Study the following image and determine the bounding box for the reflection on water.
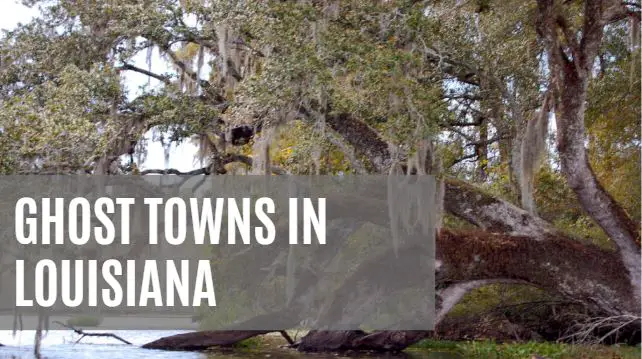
[0,330,460,359]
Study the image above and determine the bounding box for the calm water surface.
[0,330,460,359]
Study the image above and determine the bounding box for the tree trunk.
[536,0,641,302]
[556,79,641,300]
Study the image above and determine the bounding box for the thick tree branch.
[323,113,393,172]
[118,63,171,85]
[144,227,639,352]
[580,0,608,71]
[442,179,558,237]
[445,118,484,127]
[139,154,287,176]
[320,112,561,237]
[437,230,637,316]
[291,226,638,352]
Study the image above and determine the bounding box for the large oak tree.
[0,0,639,352]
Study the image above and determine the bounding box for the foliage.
[0,1,637,223]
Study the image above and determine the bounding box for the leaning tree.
[0,0,639,352]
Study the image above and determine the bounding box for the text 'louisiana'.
[16,259,216,308]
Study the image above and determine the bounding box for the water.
[0,331,460,359]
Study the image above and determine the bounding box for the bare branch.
[464,135,505,148]
[53,321,132,345]
[140,168,210,175]
[445,118,484,127]
[561,315,642,344]
[450,153,478,166]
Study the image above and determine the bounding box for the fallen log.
[295,330,431,353]
[142,330,272,351]
[296,330,367,352]
[143,308,301,351]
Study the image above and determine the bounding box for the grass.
[411,339,641,359]
[232,337,264,349]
